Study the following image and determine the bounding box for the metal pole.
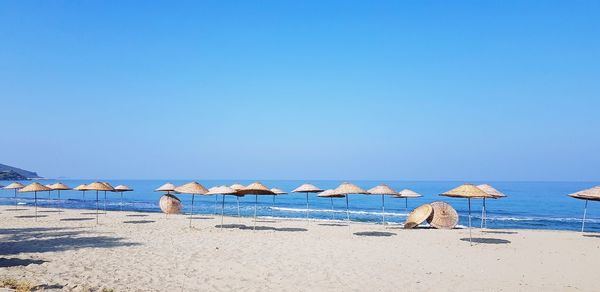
[481,198,487,229]
[330,198,334,220]
[237,196,241,220]
[82,190,85,200]
[120,193,124,211]
[582,199,588,233]
[58,190,62,214]
[345,195,350,222]
[253,195,258,231]
[468,198,472,246]
[381,194,386,228]
[14,189,18,210]
[405,197,408,211]
[305,192,309,223]
[104,191,107,215]
[221,194,225,229]
[34,191,38,221]
[96,190,99,224]
[189,194,195,228]
[214,195,218,215]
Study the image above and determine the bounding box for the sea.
[1,180,599,232]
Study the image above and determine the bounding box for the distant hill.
[0,170,28,181]
[0,163,41,179]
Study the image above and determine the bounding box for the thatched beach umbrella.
[427,201,459,229]
[270,188,286,214]
[476,184,507,228]
[207,186,237,229]
[4,182,25,209]
[113,185,133,211]
[318,189,345,220]
[86,182,114,224]
[44,184,54,200]
[440,183,494,245]
[404,204,433,229]
[155,183,177,194]
[237,182,275,230]
[230,184,245,218]
[49,182,71,213]
[292,183,323,222]
[74,184,88,200]
[174,182,209,228]
[332,182,368,224]
[18,182,51,221]
[394,189,422,211]
[568,186,600,232]
[367,184,398,227]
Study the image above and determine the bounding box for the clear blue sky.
[1,1,599,181]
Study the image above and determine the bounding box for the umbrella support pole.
[58,190,62,215]
[272,195,276,219]
[582,199,588,233]
[346,195,351,236]
[214,195,218,215]
[481,198,486,229]
[95,191,99,225]
[236,196,241,221]
[306,193,309,224]
[330,198,334,220]
[103,191,107,215]
[34,191,38,222]
[82,191,85,201]
[405,197,408,212]
[14,189,18,210]
[120,193,123,211]
[189,195,195,228]
[381,195,386,229]
[468,198,472,246]
[253,195,258,231]
[221,195,225,230]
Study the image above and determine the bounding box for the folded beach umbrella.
[4,182,25,209]
[18,182,52,221]
[476,184,507,228]
[332,182,368,224]
[292,183,324,222]
[427,201,459,229]
[440,183,494,245]
[74,184,88,200]
[270,188,287,214]
[113,185,133,211]
[207,186,238,229]
[394,189,422,211]
[237,182,275,230]
[159,194,182,215]
[49,182,71,213]
[86,182,114,224]
[568,186,600,232]
[367,184,398,228]
[404,204,433,229]
[318,189,345,220]
[174,182,209,228]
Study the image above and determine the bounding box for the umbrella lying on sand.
[440,183,494,245]
[427,201,459,229]
[404,204,433,229]
[174,182,209,228]
[237,182,275,230]
[476,184,507,229]
[49,182,71,213]
[85,182,114,224]
[318,189,345,220]
[367,184,398,228]
[568,186,600,233]
[292,184,323,223]
[18,182,52,221]
[4,182,25,209]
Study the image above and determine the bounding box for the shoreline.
[2,205,600,291]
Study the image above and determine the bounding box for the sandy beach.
[1,205,599,292]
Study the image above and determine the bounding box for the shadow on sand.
[123,220,155,224]
[14,215,48,219]
[481,230,518,235]
[353,231,396,237]
[187,216,214,220]
[318,223,348,227]
[38,210,62,213]
[0,227,140,257]
[583,234,600,238]
[460,237,511,244]
[60,218,95,222]
[80,212,105,215]
[0,257,47,268]
[126,214,149,217]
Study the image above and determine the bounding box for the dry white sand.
[1,205,599,291]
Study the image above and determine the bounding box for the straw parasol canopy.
[440,183,493,245]
[4,182,25,209]
[49,182,71,191]
[112,185,134,211]
[271,188,287,195]
[229,184,246,218]
[292,183,323,222]
[85,182,115,224]
[318,189,345,198]
[4,182,25,190]
[477,184,507,199]
[237,182,274,230]
[207,186,238,228]
[230,183,245,191]
[404,204,433,229]
[74,184,88,191]
[18,182,51,220]
[568,186,600,232]
[159,194,182,215]
[155,183,177,193]
[427,201,459,229]
[332,182,368,225]
[396,189,422,198]
[175,182,208,228]
[367,184,398,227]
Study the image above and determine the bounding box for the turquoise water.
[2,180,599,232]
